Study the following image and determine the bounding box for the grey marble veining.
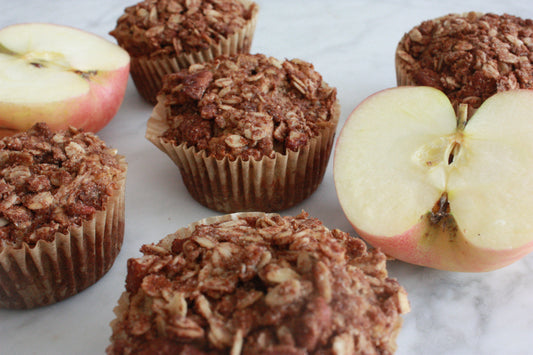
[1,1,533,354]
[392,257,533,354]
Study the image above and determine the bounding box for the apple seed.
[73,69,98,80]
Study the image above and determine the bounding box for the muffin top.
[397,12,533,108]
[110,0,257,57]
[0,123,125,249]
[159,53,338,160]
[107,211,410,355]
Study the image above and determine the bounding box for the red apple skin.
[0,64,129,135]
[348,214,533,272]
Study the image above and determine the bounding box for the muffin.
[145,53,340,213]
[110,0,259,104]
[107,211,410,354]
[396,12,533,114]
[0,123,127,309]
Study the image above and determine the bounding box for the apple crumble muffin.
[0,123,127,308]
[110,0,259,104]
[107,212,410,354]
[146,53,339,212]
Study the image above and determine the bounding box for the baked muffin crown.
[396,12,533,109]
[159,53,338,161]
[0,122,125,249]
[107,212,410,354]
[110,0,258,57]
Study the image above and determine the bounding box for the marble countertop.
[2,0,533,354]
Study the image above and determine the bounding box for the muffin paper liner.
[0,156,127,309]
[146,98,340,213]
[394,50,414,87]
[130,0,259,105]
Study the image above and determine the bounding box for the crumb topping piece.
[110,0,257,57]
[397,12,533,108]
[0,123,125,248]
[160,53,338,160]
[107,212,410,355]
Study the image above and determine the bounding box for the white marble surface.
[1,0,533,354]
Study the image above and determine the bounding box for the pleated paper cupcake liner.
[146,97,340,213]
[0,157,127,309]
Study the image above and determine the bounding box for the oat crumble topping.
[397,12,533,108]
[160,53,338,160]
[0,123,125,249]
[107,212,409,355]
[110,0,257,57]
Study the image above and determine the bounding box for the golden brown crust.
[396,12,533,109]
[107,212,410,355]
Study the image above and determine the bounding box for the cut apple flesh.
[0,23,128,104]
[0,53,90,103]
[334,87,533,270]
[0,23,129,134]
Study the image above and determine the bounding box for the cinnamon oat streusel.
[396,12,533,110]
[111,0,256,57]
[110,0,259,104]
[145,53,340,212]
[107,212,410,355]
[0,123,127,309]
[160,53,338,160]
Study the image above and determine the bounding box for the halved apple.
[334,86,533,272]
[0,23,130,136]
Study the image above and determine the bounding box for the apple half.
[0,23,130,135]
[334,87,533,272]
